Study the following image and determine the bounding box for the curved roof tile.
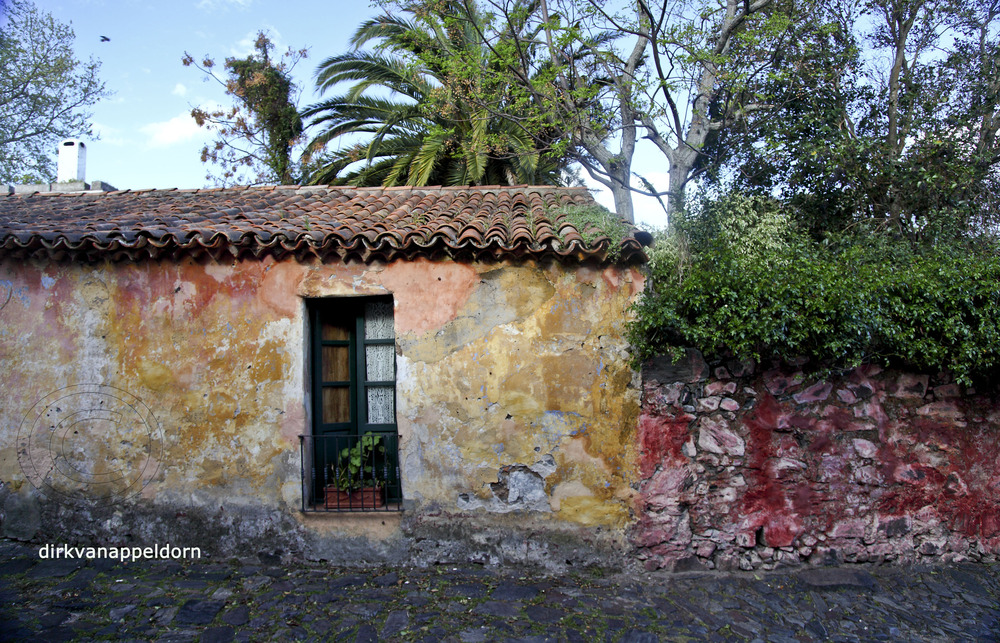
[0,185,649,264]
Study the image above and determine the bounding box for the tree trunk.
[611,178,634,223]
[667,159,691,217]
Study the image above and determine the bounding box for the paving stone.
[798,568,876,590]
[374,571,399,586]
[329,574,368,589]
[354,623,378,643]
[221,605,249,626]
[0,558,35,575]
[201,626,236,643]
[473,600,521,617]
[173,599,225,625]
[27,559,83,579]
[447,582,489,599]
[493,582,540,600]
[459,627,490,642]
[109,604,137,620]
[381,609,409,638]
[523,605,565,623]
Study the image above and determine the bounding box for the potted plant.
[325,432,387,509]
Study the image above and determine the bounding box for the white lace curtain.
[364,301,395,424]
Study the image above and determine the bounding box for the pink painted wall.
[634,354,1000,571]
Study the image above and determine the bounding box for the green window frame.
[304,296,401,510]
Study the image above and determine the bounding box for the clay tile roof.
[0,185,651,264]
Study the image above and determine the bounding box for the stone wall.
[0,256,643,568]
[634,350,1000,571]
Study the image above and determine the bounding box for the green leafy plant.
[629,193,1000,385]
[331,432,386,491]
[551,203,632,261]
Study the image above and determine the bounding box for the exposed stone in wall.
[634,352,1000,571]
[457,455,557,513]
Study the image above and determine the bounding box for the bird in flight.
[100,36,110,42]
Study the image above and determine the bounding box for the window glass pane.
[322,320,350,341]
[322,386,350,424]
[322,346,350,381]
[367,385,394,424]
[366,345,394,381]
[364,301,394,339]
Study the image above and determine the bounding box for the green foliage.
[552,203,632,261]
[0,0,109,183]
[303,1,572,187]
[332,432,386,491]
[718,0,1000,241]
[630,193,1000,385]
[183,32,306,186]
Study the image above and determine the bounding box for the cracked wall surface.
[0,256,643,563]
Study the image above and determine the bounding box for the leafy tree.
[721,0,1000,240]
[183,32,307,186]
[431,0,806,220]
[0,0,108,183]
[303,1,573,187]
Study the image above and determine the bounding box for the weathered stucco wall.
[0,256,643,566]
[634,351,1000,571]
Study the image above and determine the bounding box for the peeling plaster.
[0,256,643,559]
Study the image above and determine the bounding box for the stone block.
[50,181,88,192]
[852,438,878,459]
[831,518,866,539]
[890,373,929,398]
[879,516,912,537]
[1,492,41,540]
[764,370,804,395]
[697,416,745,456]
[13,183,49,194]
[836,388,858,404]
[793,381,833,404]
[916,401,963,422]
[720,397,741,412]
[705,381,738,396]
[697,396,721,412]
[726,357,756,377]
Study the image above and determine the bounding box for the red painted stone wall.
[633,351,1000,571]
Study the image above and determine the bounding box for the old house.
[0,183,650,567]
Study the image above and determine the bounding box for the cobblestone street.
[1,540,998,641]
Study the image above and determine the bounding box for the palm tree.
[301,1,570,187]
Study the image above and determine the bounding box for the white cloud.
[197,0,253,10]
[140,112,202,148]
[90,122,127,147]
[172,83,188,97]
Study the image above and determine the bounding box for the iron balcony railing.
[298,433,402,512]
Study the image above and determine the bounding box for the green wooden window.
[305,297,401,510]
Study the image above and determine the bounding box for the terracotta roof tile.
[0,185,650,264]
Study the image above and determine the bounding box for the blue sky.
[37,0,668,227]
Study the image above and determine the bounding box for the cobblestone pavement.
[1,540,998,642]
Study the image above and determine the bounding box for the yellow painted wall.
[0,255,643,542]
